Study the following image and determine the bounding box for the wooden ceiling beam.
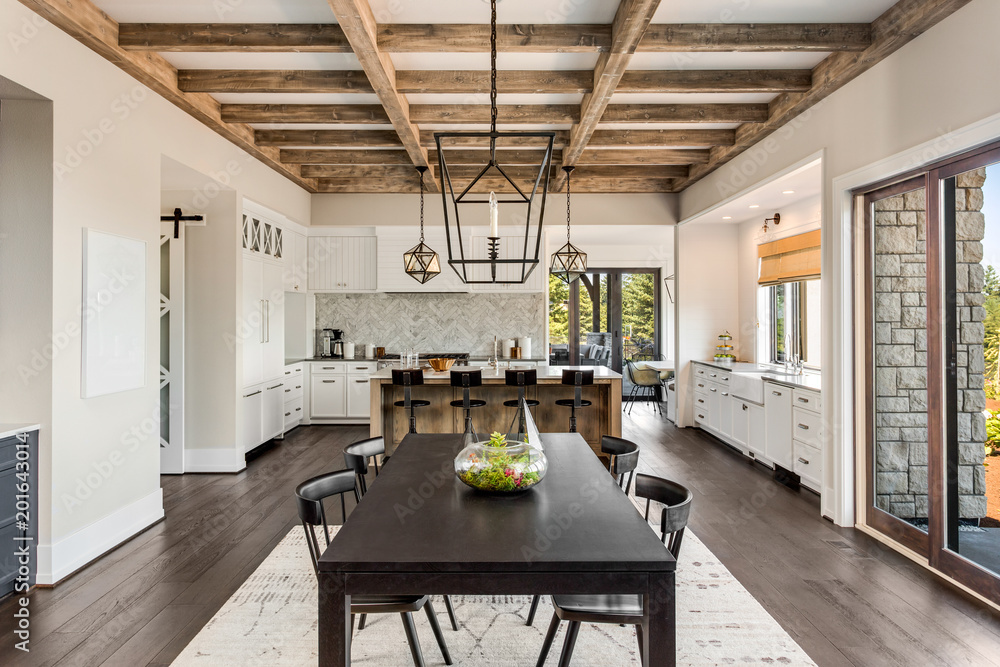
[588,129,735,147]
[302,164,419,179]
[177,68,811,96]
[616,69,812,94]
[120,22,872,54]
[281,149,412,164]
[17,0,316,192]
[672,0,974,191]
[255,129,403,147]
[558,0,663,189]
[316,176,673,194]
[178,69,373,94]
[325,0,434,187]
[222,103,764,125]
[422,131,570,148]
[638,23,872,52]
[119,23,353,52]
[577,148,709,165]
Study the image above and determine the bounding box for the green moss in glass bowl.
[454,431,548,494]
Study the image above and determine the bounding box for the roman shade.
[758,229,821,285]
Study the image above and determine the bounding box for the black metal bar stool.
[555,368,594,433]
[503,368,539,440]
[393,369,431,434]
[450,368,486,440]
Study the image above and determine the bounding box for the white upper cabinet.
[376,226,464,293]
[469,234,546,293]
[284,230,307,293]
[308,236,377,291]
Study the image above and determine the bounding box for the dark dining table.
[317,433,676,666]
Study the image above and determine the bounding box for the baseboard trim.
[184,447,247,473]
[36,488,164,585]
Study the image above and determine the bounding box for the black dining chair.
[343,437,459,633]
[525,435,641,627]
[533,474,692,667]
[555,368,594,433]
[295,470,453,667]
[393,368,431,434]
[602,435,640,495]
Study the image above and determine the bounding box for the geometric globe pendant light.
[550,166,588,283]
[403,166,441,284]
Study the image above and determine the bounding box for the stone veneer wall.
[874,169,988,520]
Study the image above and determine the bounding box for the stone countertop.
[693,359,822,392]
[369,364,621,382]
[467,355,549,362]
[0,424,40,440]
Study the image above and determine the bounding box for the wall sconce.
[762,213,780,233]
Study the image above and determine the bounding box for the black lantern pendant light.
[433,0,555,285]
[550,166,588,283]
[403,166,441,284]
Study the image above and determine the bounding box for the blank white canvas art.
[82,229,147,398]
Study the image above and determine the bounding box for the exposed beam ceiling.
[29,0,973,194]
[17,0,315,191]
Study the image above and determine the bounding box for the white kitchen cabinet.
[283,363,305,431]
[262,380,285,442]
[794,442,822,490]
[466,235,546,293]
[308,236,377,291]
[764,382,793,470]
[732,400,750,451]
[311,373,347,418]
[284,231,308,293]
[241,385,263,453]
[242,259,264,387]
[376,226,464,292]
[747,402,765,459]
[347,375,372,418]
[262,261,285,381]
[718,387,734,440]
[242,207,285,263]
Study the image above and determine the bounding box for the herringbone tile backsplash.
[315,293,546,356]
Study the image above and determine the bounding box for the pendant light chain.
[418,167,425,242]
[566,168,572,243]
[490,0,498,135]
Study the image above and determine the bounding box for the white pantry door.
[159,219,185,474]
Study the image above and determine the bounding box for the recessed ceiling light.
[722,216,732,220]
[749,204,760,209]
[782,190,796,195]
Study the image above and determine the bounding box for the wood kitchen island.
[370,365,622,456]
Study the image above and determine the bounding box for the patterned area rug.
[172,522,816,666]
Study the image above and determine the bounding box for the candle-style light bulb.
[489,191,499,238]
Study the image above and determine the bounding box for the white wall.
[676,0,1000,526]
[312,192,678,227]
[674,223,739,428]
[0,0,311,583]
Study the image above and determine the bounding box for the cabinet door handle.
[259,300,265,343]
[742,404,748,411]
[710,388,717,393]
[285,412,291,417]
[697,414,705,420]
[285,371,291,375]
[267,383,283,390]
[295,407,302,412]
[697,383,705,388]
[797,423,809,430]
[322,366,338,370]
[355,366,368,370]
[797,397,810,403]
[244,390,261,398]
[772,391,782,396]
[697,398,705,404]
[295,385,301,389]
[710,373,717,378]
[285,389,291,393]
[323,380,337,383]
[721,392,729,396]
[355,379,367,383]
[798,457,810,465]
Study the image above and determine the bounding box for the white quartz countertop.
[369,364,621,381]
[694,360,821,393]
[0,424,40,440]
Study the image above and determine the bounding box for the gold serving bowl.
[427,358,456,372]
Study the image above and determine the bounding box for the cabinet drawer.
[694,365,708,378]
[793,442,822,489]
[346,362,377,375]
[693,379,710,395]
[792,408,823,447]
[793,389,821,414]
[283,364,303,378]
[0,436,19,472]
[312,362,347,374]
[694,407,710,427]
[284,397,304,428]
[283,380,304,402]
[706,369,730,384]
[693,393,710,412]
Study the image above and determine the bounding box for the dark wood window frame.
[857,138,1000,606]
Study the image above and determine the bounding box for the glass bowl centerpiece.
[455,431,547,494]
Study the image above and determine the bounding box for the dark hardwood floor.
[1,413,999,666]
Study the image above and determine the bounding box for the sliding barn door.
[159,220,185,474]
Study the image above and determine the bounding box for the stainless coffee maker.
[330,329,345,358]
[319,328,335,357]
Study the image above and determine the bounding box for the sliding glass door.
[860,141,1000,604]
[548,269,661,375]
